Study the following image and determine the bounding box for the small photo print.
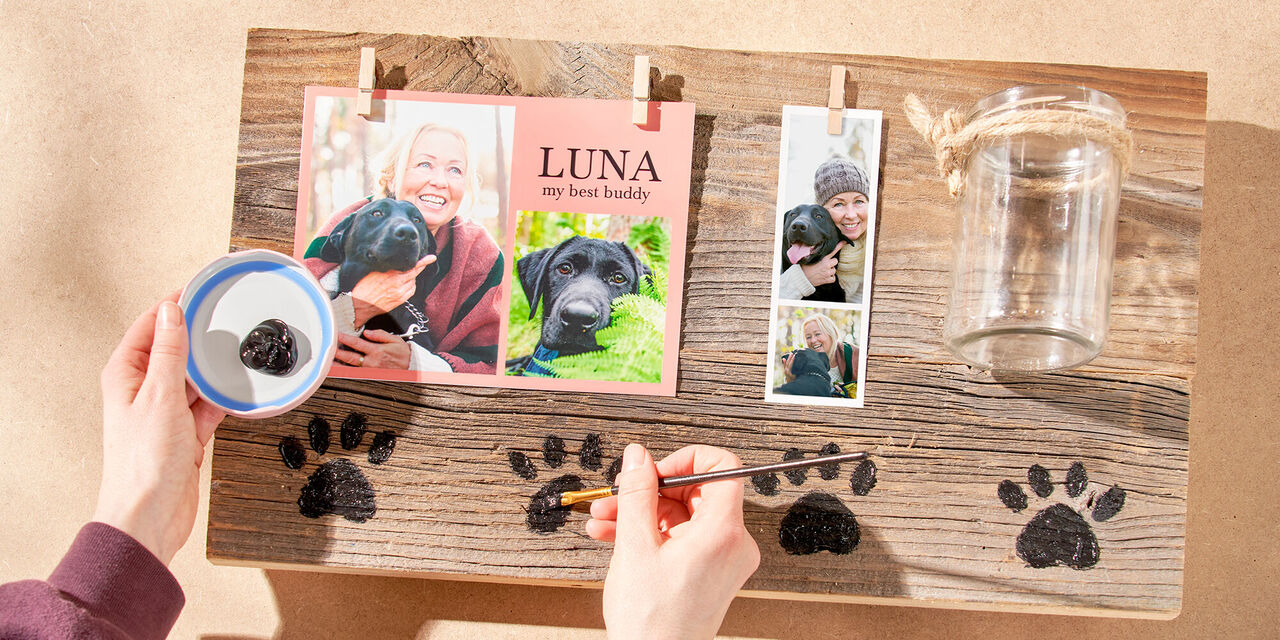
[296,91,515,378]
[774,107,881,305]
[767,305,865,406]
[506,210,670,384]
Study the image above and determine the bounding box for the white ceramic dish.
[179,250,336,419]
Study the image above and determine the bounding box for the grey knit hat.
[813,156,870,206]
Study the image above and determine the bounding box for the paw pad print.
[997,462,1126,569]
[751,443,878,555]
[506,433,621,534]
[278,412,397,523]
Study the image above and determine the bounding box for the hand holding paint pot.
[93,292,227,565]
[588,444,760,639]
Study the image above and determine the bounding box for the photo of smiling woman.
[301,98,514,375]
[771,306,862,400]
[776,108,880,305]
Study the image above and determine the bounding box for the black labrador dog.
[319,198,438,346]
[780,204,846,302]
[514,235,649,360]
[773,348,834,397]
[320,198,438,293]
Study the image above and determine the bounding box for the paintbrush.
[541,450,869,509]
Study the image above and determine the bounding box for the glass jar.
[943,85,1126,372]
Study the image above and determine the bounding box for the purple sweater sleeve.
[0,522,185,639]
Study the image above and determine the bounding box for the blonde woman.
[305,123,503,374]
[779,155,870,304]
[782,312,859,396]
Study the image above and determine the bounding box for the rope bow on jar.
[902,93,1134,198]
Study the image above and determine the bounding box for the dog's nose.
[560,302,599,333]
[790,221,808,233]
[393,224,418,243]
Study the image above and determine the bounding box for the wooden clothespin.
[827,65,846,135]
[632,55,650,126]
[356,47,376,117]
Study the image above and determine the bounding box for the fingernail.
[158,302,182,329]
[623,443,646,471]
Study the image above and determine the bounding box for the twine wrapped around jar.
[903,93,1134,198]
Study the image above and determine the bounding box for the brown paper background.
[1,2,1273,638]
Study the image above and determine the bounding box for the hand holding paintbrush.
[589,444,762,637]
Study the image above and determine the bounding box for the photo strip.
[766,106,881,407]
[295,87,693,395]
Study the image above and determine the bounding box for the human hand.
[799,241,845,287]
[781,352,796,381]
[350,254,437,327]
[588,444,760,640]
[334,329,412,370]
[93,292,226,565]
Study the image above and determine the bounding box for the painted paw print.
[278,412,397,523]
[506,433,621,534]
[750,443,878,555]
[997,462,1126,569]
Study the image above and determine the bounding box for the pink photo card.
[295,87,694,396]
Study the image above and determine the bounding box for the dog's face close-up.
[518,235,649,355]
[788,348,831,377]
[782,204,844,267]
[321,198,438,293]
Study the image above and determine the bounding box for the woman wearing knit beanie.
[779,156,871,303]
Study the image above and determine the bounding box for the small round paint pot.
[180,250,336,418]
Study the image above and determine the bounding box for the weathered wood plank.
[210,29,1201,617]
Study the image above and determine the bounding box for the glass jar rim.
[967,84,1125,126]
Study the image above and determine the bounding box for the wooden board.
[209,29,1203,618]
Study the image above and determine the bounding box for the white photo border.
[765,106,882,408]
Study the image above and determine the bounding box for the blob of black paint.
[527,474,584,534]
[279,437,306,470]
[817,443,841,480]
[509,451,537,480]
[751,472,781,496]
[778,491,860,555]
[1092,487,1126,522]
[1065,462,1088,498]
[1027,464,1053,498]
[340,413,368,450]
[297,459,376,523]
[1015,503,1099,569]
[849,459,878,496]
[307,416,330,455]
[579,433,604,471]
[368,431,396,465]
[238,319,298,375]
[542,435,567,468]
[782,448,806,485]
[604,456,624,484]
[998,479,1028,512]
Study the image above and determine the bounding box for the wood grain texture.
[210,29,1202,617]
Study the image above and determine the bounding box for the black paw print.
[278,412,397,523]
[750,443,878,555]
[997,462,1126,569]
[506,433,621,534]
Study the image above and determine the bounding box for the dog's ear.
[319,211,358,264]
[517,246,557,319]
